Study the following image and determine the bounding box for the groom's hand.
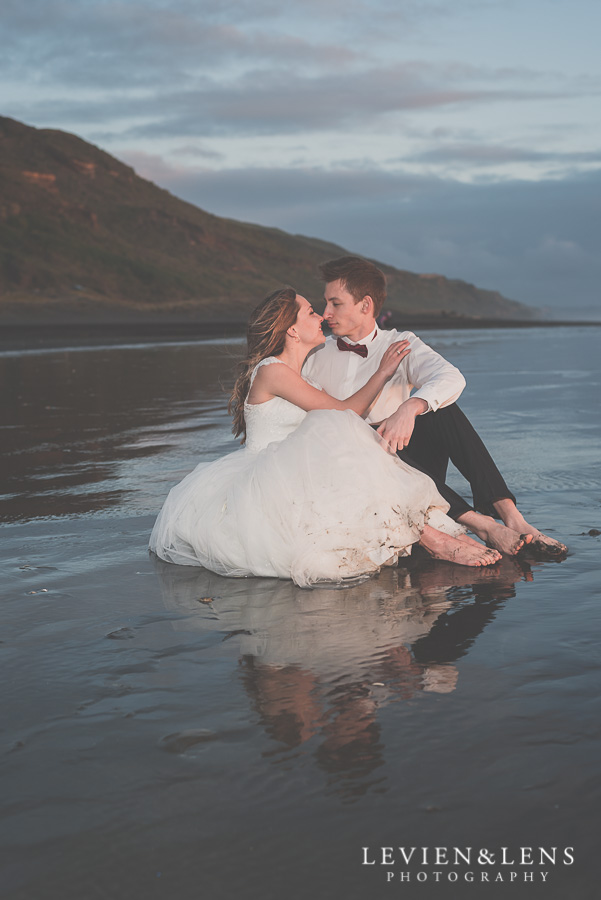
[376,398,428,453]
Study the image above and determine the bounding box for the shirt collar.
[345,325,378,346]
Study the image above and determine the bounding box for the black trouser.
[395,403,516,522]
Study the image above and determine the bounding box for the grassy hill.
[0,116,534,325]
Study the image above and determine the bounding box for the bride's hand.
[377,340,411,378]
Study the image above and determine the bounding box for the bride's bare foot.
[494,501,568,558]
[456,512,532,556]
[419,525,501,567]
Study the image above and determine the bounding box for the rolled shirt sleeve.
[403,332,466,412]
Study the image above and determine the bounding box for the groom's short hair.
[319,256,387,316]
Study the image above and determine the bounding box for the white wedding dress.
[149,358,463,587]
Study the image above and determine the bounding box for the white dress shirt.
[302,326,466,423]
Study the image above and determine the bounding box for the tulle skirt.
[149,409,462,587]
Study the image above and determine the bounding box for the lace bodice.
[244,358,309,452]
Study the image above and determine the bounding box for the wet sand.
[1,326,600,899]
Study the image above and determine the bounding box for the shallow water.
[1,328,600,899]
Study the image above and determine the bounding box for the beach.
[1,326,600,899]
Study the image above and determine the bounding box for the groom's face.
[323,279,373,342]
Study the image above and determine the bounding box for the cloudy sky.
[3,0,600,316]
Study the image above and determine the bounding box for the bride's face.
[293,296,325,348]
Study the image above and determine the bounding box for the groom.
[302,255,566,557]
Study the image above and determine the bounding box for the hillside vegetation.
[0,117,533,324]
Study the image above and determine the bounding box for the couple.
[149,256,566,587]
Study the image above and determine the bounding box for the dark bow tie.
[336,337,368,358]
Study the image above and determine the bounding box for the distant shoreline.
[1,317,599,352]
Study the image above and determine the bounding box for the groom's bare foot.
[455,532,502,562]
[419,526,500,567]
[457,512,532,556]
[495,503,568,558]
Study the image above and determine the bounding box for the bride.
[149,288,501,586]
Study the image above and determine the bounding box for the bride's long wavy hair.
[228,287,299,442]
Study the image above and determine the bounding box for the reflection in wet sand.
[0,341,242,521]
[154,555,534,798]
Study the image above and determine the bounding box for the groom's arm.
[376,396,429,452]
[376,333,466,452]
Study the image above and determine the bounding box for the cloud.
[171,144,225,160]
[1,0,588,138]
[0,0,359,88]
[42,64,580,140]
[131,76,553,139]
[6,56,574,143]
[403,143,601,168]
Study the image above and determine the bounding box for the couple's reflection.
[154,555,536,798]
